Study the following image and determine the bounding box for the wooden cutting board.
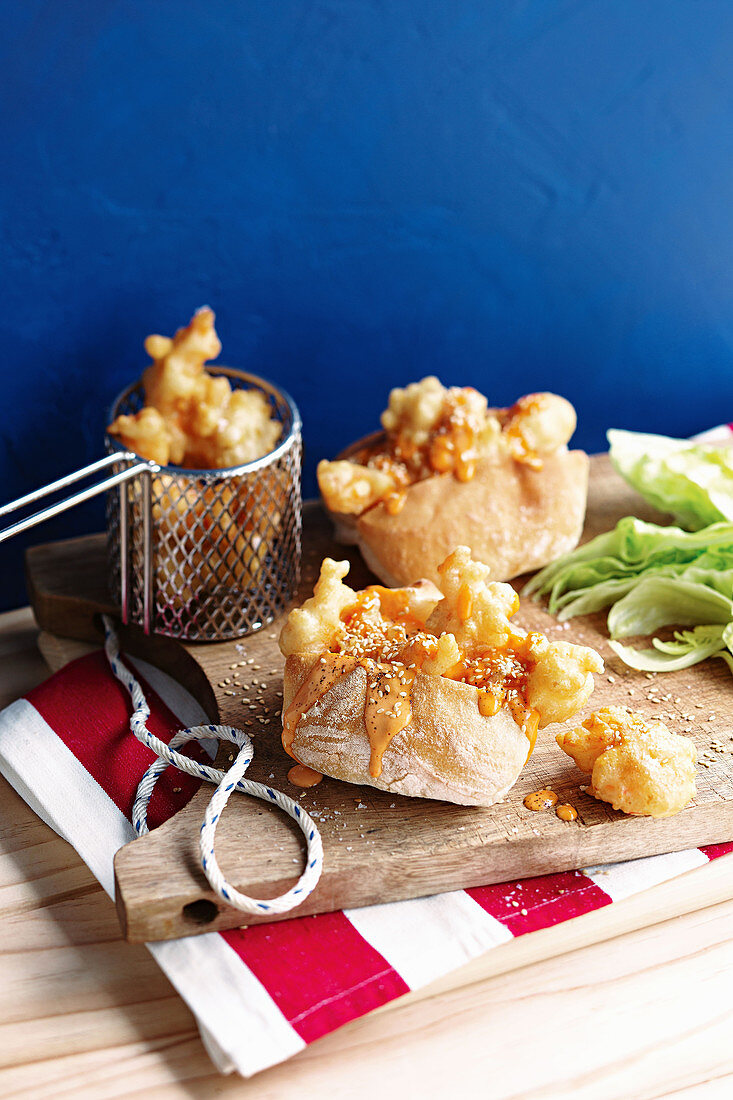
[25,456,733,943]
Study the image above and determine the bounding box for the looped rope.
[102,615,323,916]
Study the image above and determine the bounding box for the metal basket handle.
[0,450,156,629]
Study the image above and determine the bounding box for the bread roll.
[279,549,603,806]
[334,447,589,588]
[317,379,589,587]
[283,653,530,805]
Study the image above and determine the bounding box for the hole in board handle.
[182,899,220,925]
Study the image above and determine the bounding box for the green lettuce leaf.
[525,429,733,678]
[525,511,733,678]
[608,429,733,530]
[609,624,728,672]
[606,578,733,639]
[524,516,733,617]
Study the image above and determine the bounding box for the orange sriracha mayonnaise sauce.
[348,388,545,515]
[281,586,540,779]
[353,389,483,501]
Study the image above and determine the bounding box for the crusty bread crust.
[323,442,588,587]
[284,653,529,806]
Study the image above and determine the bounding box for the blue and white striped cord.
[102,616,323,916]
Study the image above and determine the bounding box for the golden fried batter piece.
[426,546,520,649]
[316,460,398,515]
[557,706,697,818]
[523,636,603,728]
[107,407,173,467]
[280,558,357,657]
[424,546,602,724]
[108,307,281,469]
[142,307,223,422]
[500,393,577,468]
[381,376,488,446]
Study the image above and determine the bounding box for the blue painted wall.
[3,1,733,610]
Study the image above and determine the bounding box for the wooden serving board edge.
[112,801,733,942]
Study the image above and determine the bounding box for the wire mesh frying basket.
[105,369,302,641]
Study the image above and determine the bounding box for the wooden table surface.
[1,606,733,1099]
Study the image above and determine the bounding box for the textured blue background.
[3,1,733,610]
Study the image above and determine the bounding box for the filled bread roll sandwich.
[317,376,588,587]
[279,546,603,806]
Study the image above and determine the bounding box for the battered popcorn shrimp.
[108,307,282,470]
[188,373,232,439]
[279,559,357,657]
[557,707,697,818]
[421,632,461,676]
[107,407,172,467]
[381,376,448,444]
[317,460,398,515]
[142,307,222,418]
[524,637,603,727]
[426,546,519,649]
[501,393,577,461]
[215,388,283,467]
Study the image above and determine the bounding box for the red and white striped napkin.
[2,646,731,1077]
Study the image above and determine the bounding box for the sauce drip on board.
[556,803,578,822]
[287,763,323,787]
[523,788,558,812]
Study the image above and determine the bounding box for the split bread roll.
[279,546,603,806]
[318,377,589,587]
[335,447,589,589]
[283,653,532,805]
